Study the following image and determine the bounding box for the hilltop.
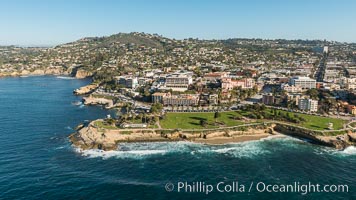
[0,32,354,80]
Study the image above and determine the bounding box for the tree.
[137,113,144,122]
[306,89,319,100]
[106,118,116,126]
[150,103,163,114]
[214,112,221,122]
[200,119,208,127]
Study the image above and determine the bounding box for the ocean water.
[0,76,355,199]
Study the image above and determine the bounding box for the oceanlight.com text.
[165,181,349,195]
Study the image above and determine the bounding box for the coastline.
[192,132,286,145]
[69,118,356,151]
[0,67,93,79]
[69,120,277,151]
[192,133,278,145]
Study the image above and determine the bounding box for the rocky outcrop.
[21,70,31,75]
[347,132,356,143]
[83,96,114,108]
[45,67,66,75]
[69,120,165,150]
[69,121,275,151]
[74,69,93,79]
[73,84,98,95]
[274,124,354,149]
[31,69,45,75]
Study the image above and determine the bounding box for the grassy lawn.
[91,94,116,100]
[296,113,345,130]
[160,112,245,129]
[235,108,346,130]
[94,120,117,129]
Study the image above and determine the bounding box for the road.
[314,53,327,82]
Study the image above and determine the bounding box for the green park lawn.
[160,111,245,129]
[295,113,345,130]
[235,108,346,130]
[94,120,117,129]
[160,109,346,131]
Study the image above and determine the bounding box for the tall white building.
[323,46,329,54]
[298,98,318,112]
[289,77,316,89]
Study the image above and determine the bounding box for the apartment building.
[281,84,303,93]
[289,77,316,89]
[298,98,318,112]
[165,72,193,91]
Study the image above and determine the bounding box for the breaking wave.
[74,136,356,160]
[77,148,168,159]
[74,137,290,159]
[342,146,356,155]
[313,144,356,157]
[56,76,76,80]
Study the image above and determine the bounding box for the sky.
[0,0,355,46]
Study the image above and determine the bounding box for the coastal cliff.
[0,67,69,77]
[74,69,93,79]
[0,65,93,79]
[273,124,355,149]
[69,120,275,151]
[70,120,356,151]
[73,84,98,95]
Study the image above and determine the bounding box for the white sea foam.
[71,101,83,106]
[76,148,167,159]
[313,144,356,157]
[74,139,281,159]
[75,141,201,159]
[56,76,76,80]
[210,141,271,158]
[260,134,287,141]
[342,146,356,155]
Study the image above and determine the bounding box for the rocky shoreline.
[74,85,99,95]
[69,120,356,151]
[0,66,93,79]
[69,120,277,151]
[273,124,356,150]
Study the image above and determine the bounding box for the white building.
[117,76,138,89]
[164,72,193,91]
[323,46,329,54]
[281,84,303,93]
[298,98,318,112]
[289,77,316,89]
